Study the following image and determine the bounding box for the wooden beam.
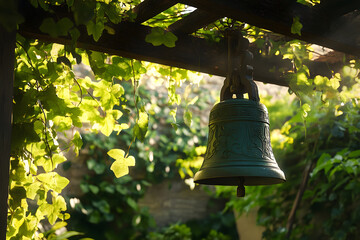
[179,0,360,56]
[18,3,336,87]
[132,0,178,23]
[20,19,338,87]
[19,16,291,86]
[168,9,222,35]
[0,26,16,240]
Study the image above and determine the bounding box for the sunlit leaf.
[184,109,192,127]
[133,110,149,142]
[145,27,178,47]
[108,149,136,178]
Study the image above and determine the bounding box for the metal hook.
[220,29,259,102]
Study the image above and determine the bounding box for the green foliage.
[203,230,231,240]
[64,132,154,240]
[133,110,149,142]
[10,34,148,236]
[217,74,360,239]
[5,0,360,239]
[176,146,205,179]
[147,221,234,240]
[185,212,238,240]
[148,223,192,240]
[108,149,135,177]
[145,27,178,47]
[7,0,190,236]
[42,222,85,240]
[64,78,218,239]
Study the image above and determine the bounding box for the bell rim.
[193,165,286,186]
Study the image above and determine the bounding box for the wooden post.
[0,25,16,240]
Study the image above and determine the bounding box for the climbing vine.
[3,0,360,239]
[5,1,202,238]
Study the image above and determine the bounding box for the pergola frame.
[2,0,360,238]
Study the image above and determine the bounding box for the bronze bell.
[194,31,286,197]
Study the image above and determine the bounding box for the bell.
[194,99,286,188]
[194,30,285,196]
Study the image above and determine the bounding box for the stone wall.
[138,179,223,228]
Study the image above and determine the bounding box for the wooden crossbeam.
[18,2,337,87]
[20,18,337,87]
[167,9,222,35]
[19,17,291,86]
[179,0,360,57]
[132,0,178,23]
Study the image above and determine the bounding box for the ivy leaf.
[145,27,178,47]
[53,154,67,167]
[163,31,178,48]
[103,3,122,24]
[39,18,74,38]
[184,109,192,127]
[291,16,303,36]
[126,198,138,210]
[9,186,26,208]
[47,194,67,225]
[69,28,81,49]
[57,18,75,36]
[133,110,149,142]
[86,20,104,41]
[314,75,327,86]
[89,185,99,194]
[37,172,70,193]
[72,131,83,156]
[108,149,136,178]
[329,77,340,89]
[100,114,115,137]
[111,157,134,177]
[145,27,164,46]
[26,182,42,200]
[39,18,58,38]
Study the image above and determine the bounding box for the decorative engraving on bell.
[193,29,286,196]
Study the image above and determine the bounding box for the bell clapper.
[237,177,245,197]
